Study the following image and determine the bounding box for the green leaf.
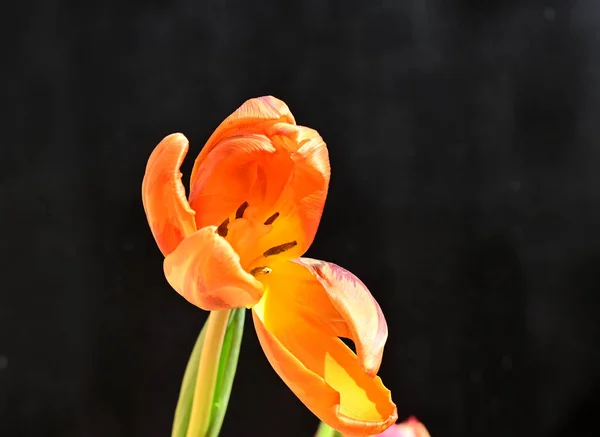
[315,421,344,437]
[172,321,208,437]
[205,307,246,437]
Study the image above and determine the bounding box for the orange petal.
[141,133,197,256]
[188,129,330,260]
[188,134,287,230]
[252,260,397,436]
[294,258,388,376]
[190,96,295,183]
[163,226,264,310]
[256,128,330,257]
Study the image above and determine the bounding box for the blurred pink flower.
[373,416,431,437]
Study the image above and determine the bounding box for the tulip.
[142,96,397,436]
[373,417,431,437]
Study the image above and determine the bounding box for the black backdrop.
[2,1,599,436]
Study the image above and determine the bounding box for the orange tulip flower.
[142,96,397,436]
[373,417,431,437]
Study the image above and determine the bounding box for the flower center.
[215,201,297,276]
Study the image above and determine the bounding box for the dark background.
[2,1,599,436]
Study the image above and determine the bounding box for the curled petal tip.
[142,133,196,256]
[294,258,388,377]
[255,95,290,112]
[163,226,264,310]
[227,96,294,125]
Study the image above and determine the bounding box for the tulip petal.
[257,129,330,257]
[252,260,397,436]
[294,258,388,376]
[188,135,289,230]
[190,96,295,182]
[163,226,264,310]
[142,133,197,256]
[188,131,329,260]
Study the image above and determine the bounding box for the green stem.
[205,308,245,437]
[315,421,344,437]
[186,309,231,437]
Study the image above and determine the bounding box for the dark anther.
[263,241,298,257]
[264,212,280,225]
[250,266,272,276]
[217,217,230,237]
[235,201,249,219]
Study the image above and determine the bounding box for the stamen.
[264,212,280,225]
[250,266,272,276]
[217,217,229,237]
[263,241,297,257]
[235,201,249,219]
